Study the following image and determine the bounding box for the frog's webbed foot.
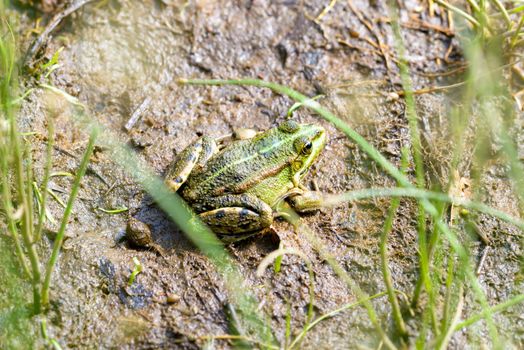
[196,194,273,236]
[288,190,324,213]
[271,187,303,212]
[165,136,218,192]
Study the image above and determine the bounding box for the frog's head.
[278,120,327,186]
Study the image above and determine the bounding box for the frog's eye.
[278,120,300,133]
[303,141,312,152]
[294,137,313,155]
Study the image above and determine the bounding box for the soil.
[6,0,523,349]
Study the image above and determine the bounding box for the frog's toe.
[165,149,201,192]
[197,136,219,167]
[165,136,219,192]
[166,175,186,192]
[289,190,324,213]
[199,207,272,234]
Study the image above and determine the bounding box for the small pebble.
[166,293,181,304]
[126,217,153,247]
[233,128,258,140]
[386,92,399,102]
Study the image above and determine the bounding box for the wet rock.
[126,216,165,255]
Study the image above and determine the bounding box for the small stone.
[233,128,258,140]
[386,92,399,102]
[166,293,181,304]
[126,217,153,247]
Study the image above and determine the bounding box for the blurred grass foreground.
[1,0,524,349]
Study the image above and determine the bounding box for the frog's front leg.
[165,136,218,192]
[288,190,323,213]
[195,194,273,236]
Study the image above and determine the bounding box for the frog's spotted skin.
[194,193,273,234]
[165,120,327,241]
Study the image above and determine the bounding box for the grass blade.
[41,128,97,307]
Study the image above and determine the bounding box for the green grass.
[379,147,410,339]
[1,0,524,348]
[41,128,97,306]
[0,2,96,347]
[0,240,36,349]
[176,49,523,345]
[178,3,524,347]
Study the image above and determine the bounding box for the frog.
[165,120,327,242]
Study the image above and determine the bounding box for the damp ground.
[6,1,524,349]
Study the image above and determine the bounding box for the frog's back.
[181,129,296,201]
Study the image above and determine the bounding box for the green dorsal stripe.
[197,129,313,188]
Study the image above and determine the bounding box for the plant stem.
[389,4,435,329]
[35,118,54,242]
[41,128,97,307]
[0,155,32,278]
[379,148,408,337]
[489,0,511,28]
[436,286,464,350]
[289,291,388,349]
[10,110,42,314]
[0,16,42,313]
[256,248,315,350]
[434,0,481,27]
[24,141,35,242]
[453,294,524,331]
[295,220,398,350]
[510,15,524,49]
[324,187,524,231]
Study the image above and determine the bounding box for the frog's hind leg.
[165,136,218,192]
[196,194,273,236]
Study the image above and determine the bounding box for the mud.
[7,0,523,349]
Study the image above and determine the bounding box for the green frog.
[165,120,327,242]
